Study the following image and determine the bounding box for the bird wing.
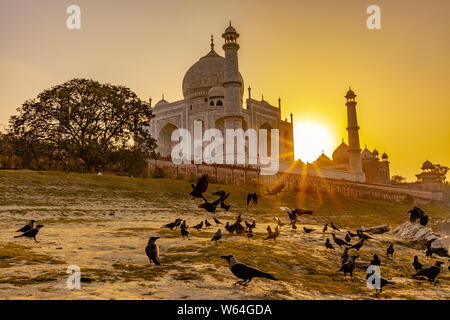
[196,175,209,193]
[231,263,277,280]
[16,225,31,233]
[247,193,252,206]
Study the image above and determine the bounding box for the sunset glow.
[294,121,334,163]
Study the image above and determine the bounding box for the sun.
[293,121,335,163]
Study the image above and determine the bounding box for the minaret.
[222,22,242,114]
[345,88,363,173]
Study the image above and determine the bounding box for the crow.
[350,239,365,251]
[409,206,427,224]
[324,239,334,250]
[193,221,204,231]
[339,254,359,279]
[425,243,433,257]
[213,217,222,225]
[366,269,393,295]
[323,224,328,233]
[180,225,189,239]
[345,233,352,243]
[205,220,212,228]
[198,196,223,213]
[247,228,254,240]
[419,215,429,227]
[180,220,187,229]
[340,248,350,266]
[220,201,231,211]
[16,220,35,233]
[330,222,340,232]
[371,254,381,266]
[273,217,287,228]
[245,220,256,231]
[357,230,373,241]
[280,207,313,223]
[225,222,235,234]
[303,227,314,234]
[247,193,260,207]
[14,225,44,242]
[145,236,160,266]
[190,175,209,198]
[332,233,350,247]
[413,256,423,272]
[265,184,285,196]
[347,231,358,238]
[413,261,443,283]
[211,229,222,245]
[221,255,278,286]
[235,223,246,235]
[264,225,280,241]
[291,220,297,230]
[386,244,394,257]
[214,191,231,211]
[161,218,182,230]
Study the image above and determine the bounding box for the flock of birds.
[12,175,449,296]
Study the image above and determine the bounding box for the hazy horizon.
[1,0,449,181]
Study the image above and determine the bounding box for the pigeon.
[211,229,222,245]
[221,255,278,286]
[145,236,160,266]
[16,220,35,233]
[264,226,280,241]
[14,225,44,242]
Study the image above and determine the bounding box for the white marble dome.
[182,49,244,99]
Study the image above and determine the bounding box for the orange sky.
[0,0,449,181]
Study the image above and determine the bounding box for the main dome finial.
[210,35,214,51]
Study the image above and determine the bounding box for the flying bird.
[190,175,209,198]
[412,256,423,272]
[16,220,35,233]
[221,255,278,286]
[413,261,443,283]
[264,225,280,241]
[14,225,44,242]
[247,193,260,207]
[265,184,285,196]
[145,236,160,266]
[211,229,222,245]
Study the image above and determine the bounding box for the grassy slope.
[0,170,449,299]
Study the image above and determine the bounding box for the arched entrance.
[158,123,178,158]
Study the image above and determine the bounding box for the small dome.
[208,86,225,98]
[381,152,388,160]
[372,149,379,157]
[314,153,334,167]
[154,98,169,108]
[332,141,349,163]
[422,160,434,170]
[224,23,237,34]
[345,88,356,99]
[361,147,374,160]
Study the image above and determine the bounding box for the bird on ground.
[265,184,285,196]
[409,206,428,225]
[16,220,35,233]
[264,225,280,241]
[340,248,350,266]
[245,220,256,231]
[339,254,359,279]
[371,254,381,266]
[225,222,235,234]
[221,255,278,286]
[332,233,350,247]
[235,223,246,235]
[235,214,243,224]
[419,214,429,226]
[14,225,44,242]
[145,236,160,266]
[211,229,222,245]
[303,227,314,234]
[180,225,189,239]
[161,219,182,230]
[323,224,328,233]
[190,175,209,198]
[213,217,222,225]
[330,222,340,232]
[366,269,393,295]
[350,239,365,251]
[246,193,260,207]
[247,228,254,240]
[109,210,115,216]
[413,261,443,283]
[180,220,187,229]
[291,220,297,230]
[205,220,212,228]
[193,221,204,231]
[413,256,423,272]
[425,243,433,257]
[345,233,352,243]
[347,231,358,238]
[357,230,373,241]
[324,239,334,250]
[386,244,394,257]
[273,217,287,228]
